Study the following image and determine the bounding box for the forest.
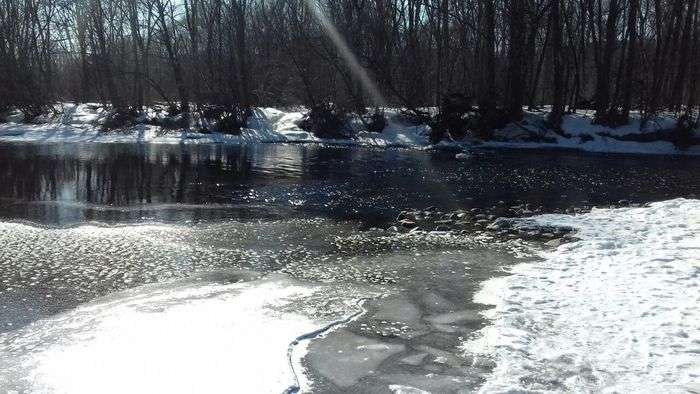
[1,0,699,137]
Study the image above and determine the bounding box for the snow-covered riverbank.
[1,104,699,156]
[466,199,700,393]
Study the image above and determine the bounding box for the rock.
[618,199,631,206]
[545,238,564,247]
[399,219,417,228]
[559,226,575,233]
[486,223,501,231]
[475,214,488,220]
[387,226,400,233]
[486,217,509,230]
[456,212,468,219]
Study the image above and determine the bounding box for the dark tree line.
[1,0,699,130]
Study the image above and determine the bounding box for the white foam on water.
[0,274,364,393]
[465,199,700,393]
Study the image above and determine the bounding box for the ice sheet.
[0,274,366,393]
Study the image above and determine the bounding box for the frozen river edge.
[0,200,697,393]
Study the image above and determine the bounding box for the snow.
[0,273,366,394]
[560,109,678,137]
[465,199,700,393]
[0,103,698,155]
[480,108,700,155]
[482,132,700,156]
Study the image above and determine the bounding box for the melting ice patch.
[466,199,700,393]
[0,273,368,393]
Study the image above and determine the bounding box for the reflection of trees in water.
[0,147,76,203]
[3,144,697,224]
[0,144,255,206]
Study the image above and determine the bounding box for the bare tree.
[0,0,698,132]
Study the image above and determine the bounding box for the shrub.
[593,108,628,127]
[147,114,189,130]
[672,113,696,150]
[363,108,386,133]
[102,108,138,131]
[429,93,476,143]
[198,105,249,135]
[18,104,50,123]
[298,103,351,139]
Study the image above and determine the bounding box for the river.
[0,142,698,393]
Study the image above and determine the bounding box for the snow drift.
[466,199,700,393]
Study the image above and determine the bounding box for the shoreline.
[2,124,699,157]
[2,104,700,156]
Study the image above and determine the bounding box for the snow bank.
[0,273,366,394]
[465,199,700,393]
[0,103,698,155]
[554,108,678,137]
[481,132,700,156]
[0,104,430,148]
[481,109,700,155]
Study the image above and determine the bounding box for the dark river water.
[0,142,698,393]
[1,143,698,226]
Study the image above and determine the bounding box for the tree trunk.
[155,0,189,114]
[477,0,496,118]
[593,0,619,122]
[671,0,698,112]
[621,0,639,122]
[506,0,528,121]
[549,0,565,130]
